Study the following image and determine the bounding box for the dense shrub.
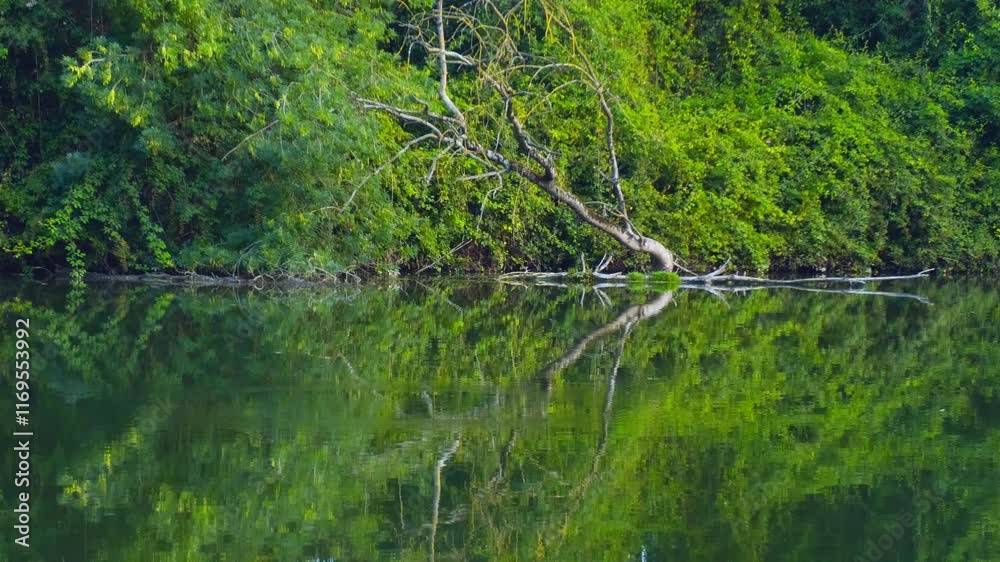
[1,0,998,276]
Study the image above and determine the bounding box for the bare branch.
[358,98,447,137]
[459,170,505,182]
[313,133,437,214]
[426,146,454,184]
[221,119,278,161]
[436,0,467,128]
[598,89,630,230]
[416,239,472,274]
[681,263,934,285]
[476,181,504,230]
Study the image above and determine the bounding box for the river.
[0,279,997,561]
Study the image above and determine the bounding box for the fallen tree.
[500,254,933,286]
[358,0,676,270]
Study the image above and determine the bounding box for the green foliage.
[650,270,682,286]
[2,0,431,278]
[1,0,999,275]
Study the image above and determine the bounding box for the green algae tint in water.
[0,280,998,561]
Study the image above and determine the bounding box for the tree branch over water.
[358,0,677,270]
[502,259,934,302]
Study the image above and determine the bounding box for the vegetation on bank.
[1,0,999,278]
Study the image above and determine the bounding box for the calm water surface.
[0,279,997,561]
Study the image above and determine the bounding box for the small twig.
[416,239,472,274]
[315,133,437,214]
[593,287,612,308]
[425,146,453,184]
[221,119,278,161]
[459,170,506,182]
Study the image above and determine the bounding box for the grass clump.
[649,271,681,287]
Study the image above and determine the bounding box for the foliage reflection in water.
[0,279,997,561]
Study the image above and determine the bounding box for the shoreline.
[0,267,947,289]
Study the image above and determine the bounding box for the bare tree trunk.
[536,178,675,270]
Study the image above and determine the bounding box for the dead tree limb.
[682,284,933,305]
[680,266,934,285]
[500,260,933,289]
[357,0,676,270]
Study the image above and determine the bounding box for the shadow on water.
[0,279,998,561]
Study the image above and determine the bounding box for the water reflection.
[0,279,997,561]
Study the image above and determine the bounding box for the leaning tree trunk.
[356,0,677,271]
[537,178,675,270]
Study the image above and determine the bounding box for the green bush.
[649,271,682,287]
[627,272,647,284]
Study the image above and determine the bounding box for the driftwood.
[82,270,360,287]
[499,257,934,305]
[500,255,933,286]
[680,260,935,285]
[682,284,934,305]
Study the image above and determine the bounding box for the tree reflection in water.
[0,279,997,561]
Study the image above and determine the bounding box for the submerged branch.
[681,266,934,285]
[499,261,933,303]
[502,262,933,290]
[682,284,934,304]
